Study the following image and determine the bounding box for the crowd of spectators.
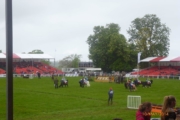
[0,61,62,75]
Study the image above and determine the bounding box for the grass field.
[0,76,180,120]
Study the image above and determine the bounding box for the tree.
[0,50,2,53]
[87,23,136,72]
[41,59,51,65]
[58,54,81,69]
[28,49,44,54]
[127,14,170,59]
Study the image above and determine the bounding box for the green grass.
[0,76,180,120]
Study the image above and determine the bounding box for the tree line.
[0,14,170,73]
[58,14,170,72]
[86,14,170,72]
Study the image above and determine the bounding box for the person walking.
[108,87,114,105]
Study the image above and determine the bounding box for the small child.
[108,87,114,105]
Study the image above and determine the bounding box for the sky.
[0,0,180,61]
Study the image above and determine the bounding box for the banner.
[137,52,141,64]
[95,76,114,82]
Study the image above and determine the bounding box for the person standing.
[54,77,58,89]
[108,87,114,105]
[37,71,41,79]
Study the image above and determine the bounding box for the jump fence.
[127,95,141,109]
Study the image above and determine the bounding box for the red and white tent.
[140,56,180,62]
[140,57,157,62]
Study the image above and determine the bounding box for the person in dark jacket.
[108,87,114,105]
[161,95,178,120]
[54,77,58,89]
[37,71,41,79]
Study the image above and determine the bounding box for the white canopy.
[0,53,6,59]
[0,53,54,59]
[140,57,157,62]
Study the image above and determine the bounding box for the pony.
[133,79,141,86]
[79,79,90,88]
[124,80,136,91]
[22,74,29,78]
[59,80,68,87]
[141,80,153,87]
[79,79,85,87]
[129,82,136,91]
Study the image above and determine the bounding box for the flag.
[137,52,141,64]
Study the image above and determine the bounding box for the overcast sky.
[0,0,180,61]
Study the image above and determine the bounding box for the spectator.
[136,102,152,120]
[37,71,41,79]
[108,87,114,105]
[161,95,177,120]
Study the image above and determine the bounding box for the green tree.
[87,23,136,72]
[41,60,51,65]
[58,54,81,69]
[127,14,170,59]
[28,49,44,54]
[0,50,2,53]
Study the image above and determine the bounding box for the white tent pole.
[31,59,33,73]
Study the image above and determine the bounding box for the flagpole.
[139,61,140,78]
[137,52,141,78]
[54,49,56,67]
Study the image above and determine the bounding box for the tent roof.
[150,57,166,62]
[15,53,33,59]
[159,56,178,62]
[1,53,54,59]
[140,57,157,62]
[140,56,180,62]
[38,54,54,59]
[0,53,6,58]
[170,56,180,62]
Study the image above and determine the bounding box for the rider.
[137,79,141,83]
[84,76,88,81]
[61,77,67,83]
[130,80,136,90]
[79,78,84,87]
[146,79,151,84]
[134,78,138,83]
